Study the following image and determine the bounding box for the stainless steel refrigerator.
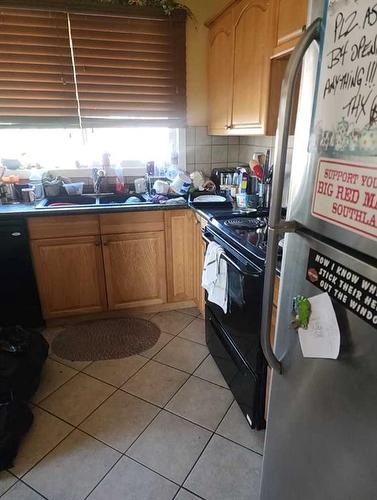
[260,0,377,498]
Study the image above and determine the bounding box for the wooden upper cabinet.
[31,235,107,319]
[208,9,233,135]
[102,231,167,310]
[207,0,275,135]
[273,0,307,55]
[231,0,274,133]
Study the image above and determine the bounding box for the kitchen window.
[0,126,182,175]
[0,3,186,128]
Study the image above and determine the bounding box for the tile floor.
[1,308,265,500]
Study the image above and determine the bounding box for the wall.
[185,126,240,176]
[181,0,231,126]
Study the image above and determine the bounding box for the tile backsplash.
[185,126,242,176]
[185,126,294,205]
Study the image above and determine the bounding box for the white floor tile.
[184,435,262,500]
[122,360,189,407]
[175,489,202,500]
[23,429,120,500]
[0,471,17,496]
[178,319,206,345]
[10,407,73,478]
[83,355,147,387]
[87,456,178,500]
[217,401,265,454]
[79,390,159,452]
[140,332,174,359]
[193,355,228,388]
[151,311,193,335]
[1,482,44,500]
[33,359,77,404]
[154,337,208,374]
[127,411,211,484]
[166,377,233,430]
[39,373,115,425]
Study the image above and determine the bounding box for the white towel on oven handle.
[202,241,228,314]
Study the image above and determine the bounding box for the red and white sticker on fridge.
[312,158,377,240]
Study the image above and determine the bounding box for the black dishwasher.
[0,218,43,327]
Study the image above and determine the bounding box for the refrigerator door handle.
[261,18,322,374]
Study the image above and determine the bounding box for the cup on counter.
[153,180,170,195]
[170,171,191,194]
[236,193,259,210]
[21,187,35,204]
[134,177,147,194]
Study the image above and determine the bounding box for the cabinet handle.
[224,125,231,130]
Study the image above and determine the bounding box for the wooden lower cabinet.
[31,236,107,319]
[164,210,194,303]
[102,231,167,310]
[192,214,206,315]
[29,210,205,320]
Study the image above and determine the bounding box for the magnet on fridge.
[291,295,312,330]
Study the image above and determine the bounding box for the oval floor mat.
[51,317,161,362]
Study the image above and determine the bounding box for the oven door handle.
[202,233,261,278]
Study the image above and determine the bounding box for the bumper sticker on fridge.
[310,0,377,157]
[312,157,377,239]
[307,248,377,328]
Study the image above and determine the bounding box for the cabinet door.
[275,0,307,52]
[103,232,167,310]
[231,0,274,133]
[165,210,194,303]
[31,236,106,319]
[208,8,233,135]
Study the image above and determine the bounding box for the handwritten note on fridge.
[298,293,341,359]
[312,0,377,156]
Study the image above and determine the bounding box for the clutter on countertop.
[161,196,186,205]
[63,182,84,195]
[188,189,233,209]
[170,171,191,194]
[42,173,71,197]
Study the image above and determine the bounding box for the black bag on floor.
[0,394,34,470]
[0,326,49,401]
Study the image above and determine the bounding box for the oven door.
[203,228,267,429]
[206,307,266,429]
[203,228,266,374]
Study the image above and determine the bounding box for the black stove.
[208,211,270,265]
[223,217,267,229]
[201,207,283,430]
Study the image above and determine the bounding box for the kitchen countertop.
[0,200,189,219]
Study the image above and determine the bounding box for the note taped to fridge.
[298,293,340,359]
[311,0,377,156]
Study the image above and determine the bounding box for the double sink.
[36,193,152,209]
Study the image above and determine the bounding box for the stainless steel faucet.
[92,168,105,194]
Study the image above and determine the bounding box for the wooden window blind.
[0,4,186,128]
